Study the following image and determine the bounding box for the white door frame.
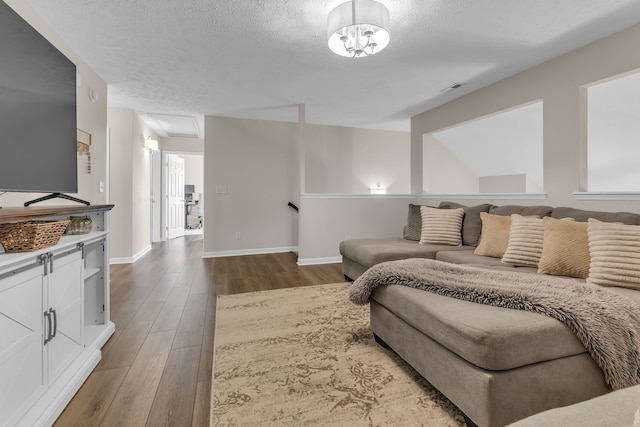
[151,151,161,243]
[156,150,204,241]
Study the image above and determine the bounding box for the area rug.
[210,283,465,426]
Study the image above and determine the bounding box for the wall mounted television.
[0,2,79,205]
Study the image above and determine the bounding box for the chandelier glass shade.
[327,0,390,58]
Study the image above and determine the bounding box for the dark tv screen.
[0,2,77,193]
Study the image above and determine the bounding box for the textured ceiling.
[20,0,640,136]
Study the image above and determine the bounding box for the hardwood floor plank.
[100,330,175,426]
[53,367,128,427]
[145,272,179,302]
[145,346,201,426]
[189,267,210,295]
[109,285,155,329]
[191,381,211,427]
[172,292,208,349]
[150,286,191,333]
[197,300,216,382]
[98,300,164,370]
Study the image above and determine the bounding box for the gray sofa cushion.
[489,204,554,217]
[434,249,537,273]
[339,237,472,268]
[438,202,492,247]
[552,206,640,225]
[507,384,640,427]
[371,284,588,371]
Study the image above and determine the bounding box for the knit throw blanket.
[349,258,640,390]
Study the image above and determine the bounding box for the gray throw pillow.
[551,206,640,225]
[438,202,492,247]
[489,205,553,218]
[403,204,422,241]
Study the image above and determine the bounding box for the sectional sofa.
[340,202,640,427]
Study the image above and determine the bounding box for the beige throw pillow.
[587,218,640,289]
[537,217,590,279]
[474,212,512,258]
[419,206,464,246]
[502,214,543,267]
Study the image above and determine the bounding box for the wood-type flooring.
[54,235,344,426]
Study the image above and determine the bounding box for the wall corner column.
[410,116,424,195]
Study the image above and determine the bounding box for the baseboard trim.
[297,256,342,266]
[202,246,299,258]
[109,244,152,264]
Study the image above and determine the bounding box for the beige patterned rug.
[210,282,465,426]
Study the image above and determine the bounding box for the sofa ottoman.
[369,283,611,427]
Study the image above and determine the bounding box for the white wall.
[305,125,410,194]
[131,111,154,258]
[183,155,204,202]
[426,101,544,193]
[160,137,204,153]
[203,117,298,256]
[411,23,640,213]
[423,134,478,193]
[108,109,133,259]
[203,116,413,259]
[2,1,108,207]
[479,174,527,193]
[297,196,414,263]
[108,108,157,262]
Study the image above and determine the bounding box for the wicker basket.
[0,220,71,253]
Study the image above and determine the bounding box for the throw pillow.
[419,206,464,246]
[474,212,512,258]
[501,214,543,267]
[403,204,422,241]
[439,202,492,246]
[537,217,590,279]
[587,218,640,290]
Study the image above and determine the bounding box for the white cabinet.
[0,263,46,427]
[0,250,84,427]
[0,205,114,427]
[44,251,84,384]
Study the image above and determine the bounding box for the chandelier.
[327,0,390,58]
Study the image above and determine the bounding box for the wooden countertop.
[0,204,114,224]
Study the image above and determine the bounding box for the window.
[587,70,640,192]
[423,101,544,194]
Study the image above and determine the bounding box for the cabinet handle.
[44,310,52,345]
[48,253,54,274]
[50,308,57,339]
[39,254,49,276]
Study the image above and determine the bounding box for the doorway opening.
[151,151,204,242]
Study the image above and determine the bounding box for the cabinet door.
[46,251,83,383]
[0,266,45,427]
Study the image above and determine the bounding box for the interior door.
[167,155,185,239]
